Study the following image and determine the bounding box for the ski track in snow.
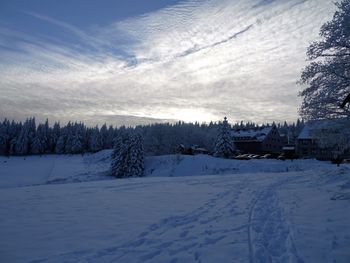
[248,176,304,263]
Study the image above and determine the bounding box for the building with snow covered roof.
[231,125,283,154]
[296,118,350,160]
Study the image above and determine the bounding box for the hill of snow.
[0,150,113,188]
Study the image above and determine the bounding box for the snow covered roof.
[231,126,273,142]
[282,146,295,150]
[298,125,312,140]
[191,145,208,152]
[298,118,350,140]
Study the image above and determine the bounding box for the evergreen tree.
[111,134,128,178]
[64,122,73,153]
[70,123,84,154]
[27,117,36,154]
[8,121,21,156]
[0,119,10,155]
[9,138,17,155]
[31,123,46,154]
[14,119,31,155]
[50,122,60,152]
[105,125,115,149]
[43,119,50,153]
[214,117,236,158]
[71,134,83,154]
[110,132,144,178]
[55,135,66,154]
[89,126,103,152]
[100,123,108,149]
[128,133,145,177]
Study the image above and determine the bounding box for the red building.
[231,125,284,154]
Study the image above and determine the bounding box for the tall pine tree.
[214,117,236,158]
[110,132,144,178]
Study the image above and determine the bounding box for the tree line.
[0,117,304,157]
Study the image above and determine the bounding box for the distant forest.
[0,118,305,156]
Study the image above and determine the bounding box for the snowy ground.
[0,150,335,188]
[0,152,350,262]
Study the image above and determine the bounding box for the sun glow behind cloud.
[0,0,336,125]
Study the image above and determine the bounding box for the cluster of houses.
[178,96,350,160]
[228,95,350,160]
[231,96,350,160]
[178,118,350,161]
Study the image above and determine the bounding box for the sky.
[0,0,336,126]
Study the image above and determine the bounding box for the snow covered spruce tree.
[128,133,145,177]
[49,122,60,152]
[14,118,35,155]
[55,134,66,154]
[214,117,236,158]
[110,132,144,178]
[0,119,10,155]
[110,134,127,178]
[89,126,103,152]
[31,123,47,154]
[299,0,350,120]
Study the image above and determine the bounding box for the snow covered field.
[0,150,335,188]
[1,152,350,262]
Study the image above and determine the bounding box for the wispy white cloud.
[0,0,336,125]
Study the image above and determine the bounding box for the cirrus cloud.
[0,0,336,125]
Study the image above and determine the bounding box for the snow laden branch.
[299,0,350,120]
